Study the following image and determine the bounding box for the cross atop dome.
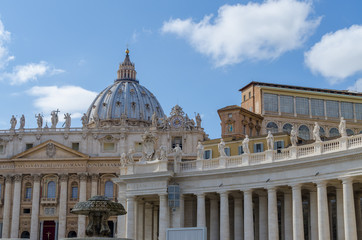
[117,48,137,81]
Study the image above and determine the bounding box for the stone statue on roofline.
[81,113,88,128]
[196,113,202,128]
[266,131,274,150]
[290,126,298,147]
[197,141,204,160]
[174,144,182,162]
[218,139,227,157]
[313,122,321,142]
[339,117,347,137]
[63,113,71,128]
[51,109,59,128]
[10,115,17,130]
[35,113,43,128]
[151,112,158,127]
[19,115,25,130]
[242,135,250,154]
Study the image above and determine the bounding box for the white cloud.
[0,61,64,85]
[0,19,14,69]
[305,25,362,83]
[27,85,98,118]
[348,78,362,92]
[162,0,320,66]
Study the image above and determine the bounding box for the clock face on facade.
[172,116,183,128]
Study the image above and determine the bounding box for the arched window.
[104,181,114,198]
[266,122,278,133]
[346,129,354,136]
[298,125,310,140]
[329,128,340,138]
[319,127,326,137]
[67,231,77,238]
[71,182,78,199]
[21,231,30,238]
[47,181,56,198]
[25,183,32,200]
[282,123,293,134]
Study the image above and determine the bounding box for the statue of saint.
[120,152,128,167]
[151,112,158,127]
[313,122,321,142]
[242,135,250,154]
[266,131,274,150]
[19,114,25,129]
[159,145,168,161]
[81,113,88,128]
[51,109,59,128]
[218,139,227,157]
[35,113,43,128]
[159,115,169,130]
[339,117,347,137]
[197,141,204,160]
[290,126,298,147]
[127,147,135,163]
[63,113,71,128]
[10,115,17,130]
[174,144,182,162]
[196,113,202,128]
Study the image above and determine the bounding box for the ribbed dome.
[85,50,165,126]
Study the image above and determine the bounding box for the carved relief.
[46,143,56,158]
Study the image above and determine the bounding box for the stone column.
[126,196,135,239]
[283,190,293,240]
[11,174,22,238]
[153,206,159,240]
[234,194,243,240]
[342,178,357,240]
[137,200,145,240]
[2,176,12,238]
[309,190,318,240]
[244,189,254,240]
[77,173,87,238]
[159,194,169,240]
[355,193,362,240]
[220,191,230,240]
[180,194,185,228]
[210,195,219,240]
[91,173,98,197]
[292,184,304,240]
[117,194,127,238]
[268,187,279,240]
[30,174,41,240]
[258,191,268,240]
[58,174,68,239]
[197,193,206,227]
[336,186,344,240]
[144,203,153,240]
[317,181,330,240]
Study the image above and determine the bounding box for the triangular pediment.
[13,140,89,160]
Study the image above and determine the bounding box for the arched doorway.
[21,231,30,238]
[67,231,77,238]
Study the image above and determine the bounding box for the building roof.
[217,105,263,119]
[239,81,362,97]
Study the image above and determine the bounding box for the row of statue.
[10,110,73,130]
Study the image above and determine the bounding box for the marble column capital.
[315,180,328,187]
[196,192,205,198]
[126,195,136,201]
[13,174,22,182]
[218,191,229,197]
[340,176,354,184]
[242,189,253,195]
[78,173,88,181]
[32,174,42,182]
[290,183,303,189]
[91,173,99,181]
[59,174,68,182]
[5,175,12,183]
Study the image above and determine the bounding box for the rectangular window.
[26,143,33,150]
[356,103,362,120]
[249,92,251,98]
[243,95,246,102]
[224,147,230,156]
[264,93,278,112]
[172,136,182,149]
[228,113,232,118]
[326,101,339,118]
[23,208,31,214]
[341,102,353,119]
[204,150,212,159]
[103,142,115,151]
[0,144,3,154]
[296,97,309,115]
[71,187,78,199]
[238,146,244,155]
[25,187,32,199]
[311,99,324,117]
[72,142,80,151]
[280,95,294,113]
[274,141,284,152]
[254,143,264,153]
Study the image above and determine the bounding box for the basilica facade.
[0,50,206,239]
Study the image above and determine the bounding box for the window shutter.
[253,144,257,153]
[260,143,264,152]
[281,141,284,148]
[274,142,277,150]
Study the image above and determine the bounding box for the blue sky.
[0,0,361,139]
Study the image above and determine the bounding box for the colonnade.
[1,173,101,240]
[123,177,362,240]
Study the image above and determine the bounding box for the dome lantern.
[117,49,137,81]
